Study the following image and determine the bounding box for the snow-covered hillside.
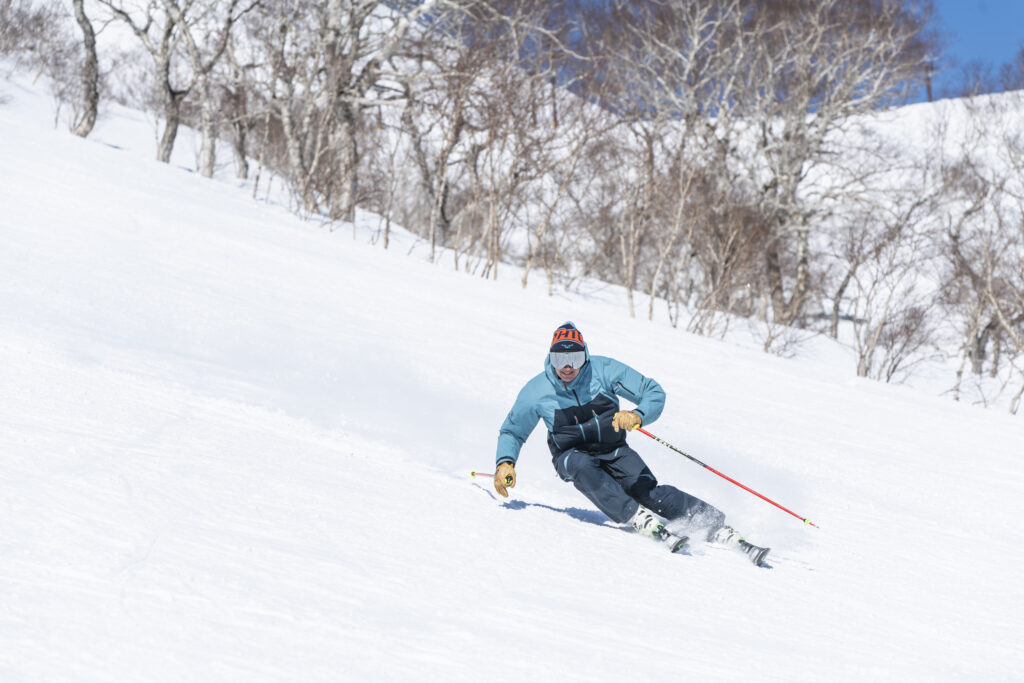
[1,71,1022,682]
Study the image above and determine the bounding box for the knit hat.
[550,323,585,352]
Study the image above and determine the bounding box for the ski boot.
[629,506,689,553]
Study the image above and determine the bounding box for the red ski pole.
[634,427,818,528]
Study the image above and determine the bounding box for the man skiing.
[494,322,768,565]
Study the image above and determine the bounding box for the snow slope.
[1,72,1022,682]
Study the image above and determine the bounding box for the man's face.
[555,365,580,382]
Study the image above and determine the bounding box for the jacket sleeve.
[496,386,541,466]
[602,357,665,425]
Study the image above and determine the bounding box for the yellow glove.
[612,410,642,432]
[494,462,516,497]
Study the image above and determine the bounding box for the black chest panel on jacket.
[546,392,625,457]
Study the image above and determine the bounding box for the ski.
[707,525,771,567]
[668,534,690,554]
[651,525,690,553]
[738,539,771,567]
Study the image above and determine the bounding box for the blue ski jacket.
[496,324,665,466]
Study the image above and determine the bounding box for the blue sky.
[932,0,1024,76]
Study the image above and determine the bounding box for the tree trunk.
[331,102,358,222]
[970,319,997,375]
[71,0,99,138]
[786,225,811,324]
[830,267,855,338]
[764,246,785,322]
[230,114,249,180]
[196,74,217,177]
[157,92,183,163]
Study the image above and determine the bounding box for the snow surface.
[2,71,1023,682]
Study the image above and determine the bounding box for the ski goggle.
[550,350,587,370]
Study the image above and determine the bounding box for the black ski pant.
[553,445,725,529]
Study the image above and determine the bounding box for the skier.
[494,322,768,565]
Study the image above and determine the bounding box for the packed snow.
[1,70,1022,682]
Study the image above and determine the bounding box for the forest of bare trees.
[2,0,1023,412]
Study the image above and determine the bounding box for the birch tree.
[160,0,254,177]
[241,0,474,221]
[97,0,193,163]
[727,0,934,326]
[939,93,1024,409]
[70,0,100,137]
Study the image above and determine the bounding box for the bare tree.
[935,92,1024,410]
[320,0,463,222]
[825,168,942,343]
[521,93,613,294]
[397,48,474,262]
[388,0,599,276]
[239,1,475,221]
[97,0,193,163]
[0,0,95,132]
[70,0,99,137]
[220,36,254,180]
[845,228,938,382]
[543,0,934,343]
[0,1,66,65]
[731,0,935,326]
[160,0,254,177]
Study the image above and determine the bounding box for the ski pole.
[470,470,494,479]
[634,427,818,528]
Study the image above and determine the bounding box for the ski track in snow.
[2,70,1023,682]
